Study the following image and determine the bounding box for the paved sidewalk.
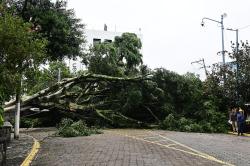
[4,128,57,166]
[20,127,57,141]
[6,134,33,166]
[31,130,225,166]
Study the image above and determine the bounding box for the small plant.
[57,118,103,137]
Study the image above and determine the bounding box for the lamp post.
[201,13,227,82]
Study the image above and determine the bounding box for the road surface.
[24,129,249,166]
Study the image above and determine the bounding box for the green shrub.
[20,118,42,128]
[189,123,203,132]
[58,118,74,129]
[59,127,80,137]
[178,117,192,131]
[89,127,103,134]
[161,114,178,130]
[57,118,102,137]
[182,125,192,132]
[160,113,228,133]
[200,122,214,133]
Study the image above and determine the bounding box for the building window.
[104,39,112,43]
[93,38,101,45]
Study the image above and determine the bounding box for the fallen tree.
[4,73,149,127]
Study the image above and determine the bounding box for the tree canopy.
[208,42,250,106]
[84,32,142,76]
[0,8,47,100]
[7,0,85,61]
[0,6,47,126]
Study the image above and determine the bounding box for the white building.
[69,25,143,72]
[85,26,143,47]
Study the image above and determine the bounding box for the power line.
[238,24,250,30]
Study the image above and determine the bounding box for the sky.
[67,0,250,79]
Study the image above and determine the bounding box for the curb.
[228,131,250,137]
[20,136,40,166]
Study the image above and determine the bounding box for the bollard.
[3,122,13,143]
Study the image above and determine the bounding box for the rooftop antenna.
[104,24,107,31]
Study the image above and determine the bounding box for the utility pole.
[236,29,239,105]
[191,58,209,77]
[201,13,227,83]
[227,28,239,104]
[221,15,226,66]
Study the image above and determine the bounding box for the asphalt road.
[24,129,249,166]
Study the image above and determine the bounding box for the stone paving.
[3,128,56,166]
[30,129,231,166]
[6,134,33,166]
[20,127,57,142]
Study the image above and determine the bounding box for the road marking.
[114,130,234,166]
[133,134,154,137]
[149,131,235,166]
[151,131,214,158]
[142,136,159,139]
[20,136,40,166]
[151,139,170,143]
[165,143,176,147]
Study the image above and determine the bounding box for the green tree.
[9,0,85,61]
[207,42,250,107]
[0,9,47,136]
[86,42,123,76]
[114,33,142,72]
[84,32,142,76]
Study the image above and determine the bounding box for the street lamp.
[201,13,227,65]
[201,13,227,82]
